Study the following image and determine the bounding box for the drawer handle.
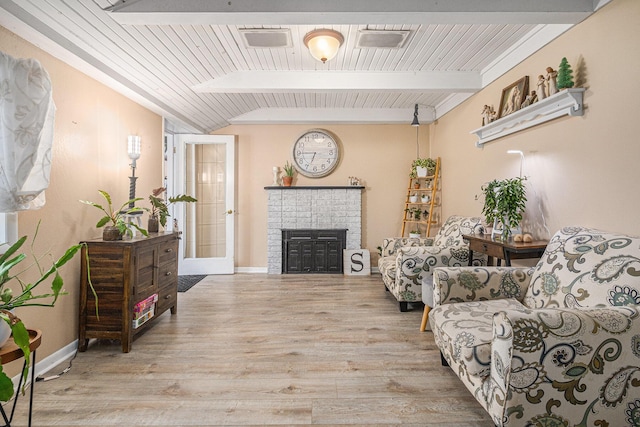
[482,244,488,251]
[164,295,170,300]
[165,248,173,253]
[165,271,172,276]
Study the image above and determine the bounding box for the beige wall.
[430,0,640,238]
[213,124,430,268]
[0,27,162,371]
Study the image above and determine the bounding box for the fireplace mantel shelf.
[264,186,364,190]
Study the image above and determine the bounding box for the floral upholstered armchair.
[378,215,486,312]
[429,226,640,426]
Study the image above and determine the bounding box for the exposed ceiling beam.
[228,107,435,125]
[193,71,481,94]
[108,0,604,25]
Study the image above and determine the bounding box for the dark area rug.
[177,275,207,292]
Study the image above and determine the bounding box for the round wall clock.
[292,129,340,178]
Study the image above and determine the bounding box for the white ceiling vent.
[356,30,411,49]
[239,29,292,48]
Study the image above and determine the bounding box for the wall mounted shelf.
[471,88,585,147]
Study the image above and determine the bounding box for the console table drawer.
[468,240,503,259]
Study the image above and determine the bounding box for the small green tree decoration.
[557,57,574,89]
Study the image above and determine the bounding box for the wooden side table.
[463,234,548,266]
[0,329,42,427]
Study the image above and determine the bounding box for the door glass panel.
[184,143,227,259]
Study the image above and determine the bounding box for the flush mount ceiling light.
[303,29,344,63]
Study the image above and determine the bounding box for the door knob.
[226,209,234,215]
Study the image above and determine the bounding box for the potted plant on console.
[147,187,197,232]
[80,190,148,241]
[481,177,527,239]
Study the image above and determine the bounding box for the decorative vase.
[148,216,159,233]
[416,166,427,177]
[103,225,123,241]
[421,195,430,203]
[282,176,293,187]
[409,195,418,203]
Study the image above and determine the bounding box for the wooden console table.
[78,233,179,353]
[0,329,42,427]
[463,234,548,266]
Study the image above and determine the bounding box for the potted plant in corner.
[0,224,86,401]
[80,190,148,240]
[481,177,527,239]
[147,187,197,232]
[410,158,437,178]
[282,161,295,187]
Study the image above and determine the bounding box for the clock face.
[292,129,340,178]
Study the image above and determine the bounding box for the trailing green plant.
[0,224,85,401]
[148,187,197,228]
[410,158,437,178]
[80,190,148,238]
[481,177,527,235]
[283,161,295,177]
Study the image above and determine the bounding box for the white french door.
[168,134,236,275]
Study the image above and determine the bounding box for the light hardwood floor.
[9,274,493,426]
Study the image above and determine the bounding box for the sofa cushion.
[378,256,396,285]
[433,215,485,248]
[379,237,433,258]
[430,298,528,378]
[524,226,640,309]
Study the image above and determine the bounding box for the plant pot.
[409,195,418,203]
[409,232,421,239]
[103,225,123,241]
[148,216,160,233]
[282,176,293,187]
[413,182,420,189]
[421,195,430,203]
[416,166,427,177]
[427,168,436,176]
[0,319,11,348]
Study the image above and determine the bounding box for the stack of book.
[133,293,158,329]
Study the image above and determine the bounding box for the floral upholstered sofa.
[378,215,486,312]
[430,226,640,426]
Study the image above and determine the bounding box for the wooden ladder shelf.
[401,157,441,238]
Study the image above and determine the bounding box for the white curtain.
[0,51,55,212]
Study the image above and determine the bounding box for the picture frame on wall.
[498,76,529,119]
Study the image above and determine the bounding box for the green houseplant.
[0,226,83,401]
[282,161,295,187]
[481,177,527,238]
[147,187,197,232]
[80,190,148,240]
[410,158,437,178]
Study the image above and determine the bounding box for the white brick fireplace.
[265,186,364,274]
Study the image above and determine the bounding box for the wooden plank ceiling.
[0,0,608,133]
